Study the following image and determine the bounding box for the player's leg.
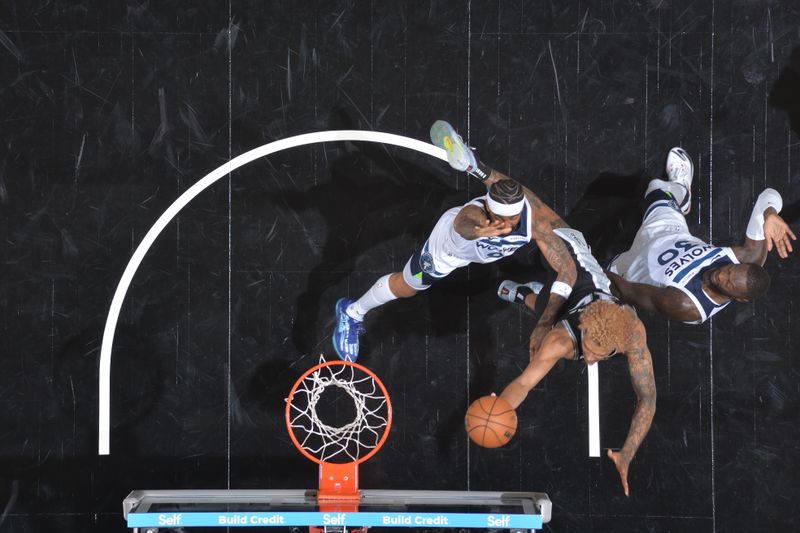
[610,150,694,276]
[345,272,417,320]
[334,272,416,362]
[333,244,442,361]
[640,146,695,220]
[333,274,395,362]
[644,147,693,215]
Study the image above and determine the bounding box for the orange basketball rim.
[285,360,392,508]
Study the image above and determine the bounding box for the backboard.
[122,359,552,532]
[123,488,552,532]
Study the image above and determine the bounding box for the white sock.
[346,274,398,321]
[646,179,688,207]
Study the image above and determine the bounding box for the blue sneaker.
[333,298,364,362]
[430,120,485,179]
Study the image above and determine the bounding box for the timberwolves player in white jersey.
[607,148,795,324]
[333,121,580,362]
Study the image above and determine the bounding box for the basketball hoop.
[286,359,392,511]
[124,360,551,532]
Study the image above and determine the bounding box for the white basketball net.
[287,361,390,464]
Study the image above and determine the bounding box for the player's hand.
[607,449,631,497]
[764,210,797,259]
[473,217,512,238]
[529,325,549,356]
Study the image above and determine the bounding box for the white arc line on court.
[98,130,447,455]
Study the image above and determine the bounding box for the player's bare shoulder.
[623,307,650,358]
[530,202,569,234]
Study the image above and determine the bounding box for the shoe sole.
[430,120,473,170]
[497,280,519,304]
[497,280,543,304]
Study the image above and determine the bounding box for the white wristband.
[550,281,573,299]
[746,188,783,240]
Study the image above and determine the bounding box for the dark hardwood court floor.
[1,1,799,531]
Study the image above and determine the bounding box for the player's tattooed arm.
[484,169,567,224]
[478,167,576,351]
[608,319,657,497]
[528,219,578,353]
[606,271,700,322]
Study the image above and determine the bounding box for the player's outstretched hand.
[764,212,797,259]
[607,449,631,497]
[473,217,512,238]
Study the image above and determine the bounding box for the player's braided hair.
[488,179,524,205]
[579,300,638,354]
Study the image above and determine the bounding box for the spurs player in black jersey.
[498,228,655,497]
[437,121,656,497]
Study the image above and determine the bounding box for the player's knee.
[390,272,419,298]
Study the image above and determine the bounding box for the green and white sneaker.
[430,120,487,181]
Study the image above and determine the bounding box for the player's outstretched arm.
[733,188,796,263]
[499,328,573,409]
[608,319,656,497]
[606,271,700,323]
[481,169,579,349]
[528,224,578,350]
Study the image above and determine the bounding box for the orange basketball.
[464,395,518,448]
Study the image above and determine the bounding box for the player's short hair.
[743,264,770,299]
[579,300,638,354]
[488,180,524,206]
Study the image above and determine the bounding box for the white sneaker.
[497,280,543,305]
[665,147,693,215]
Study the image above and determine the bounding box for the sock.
[469,159,492,182]
[346,274,398,321]
[645,179,687,210]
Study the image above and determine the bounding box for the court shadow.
[49,324,163,457]
[781,199,800,226]
[497,169,650,279]
[564,170,650,260]
[769,46,800,139]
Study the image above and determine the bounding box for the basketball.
[464,395,518,448]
